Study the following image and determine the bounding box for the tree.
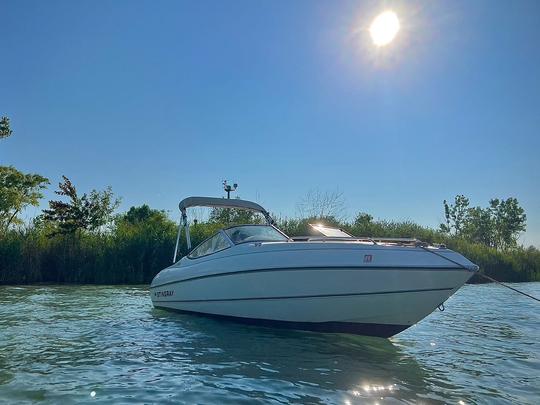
[489,198,526,250]
[116,205,176,244]
[354,213,374,228]
[0,166,49,232]
[440,195,527,250]
[297,189,346,219]
[0,117,12,139]
[42,176,120,235]
[353,212,375,235]
[115,205,177,282]
[462,206,494,247]
[209,203,262,225]
[116,205,176,237]
[121,204,155,224]
[440,195,470,235]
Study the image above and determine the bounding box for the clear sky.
[1,0,539,246]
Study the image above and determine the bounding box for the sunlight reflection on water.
[0,283,538,404]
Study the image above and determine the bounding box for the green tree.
[116,205,176,240]
[208,197,264,225]
[121,204,156,224]
[42,176,120,235]
[441,195,526,250]
[209,207,262,225]
[489,198,526,250]
[0,166,49,232]
[440,195,470,235]
[115,205,177,282]
[462,206,494,247]
[353,213,374,233]
[0,117,12,139]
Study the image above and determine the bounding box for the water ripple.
[0,283,538,404]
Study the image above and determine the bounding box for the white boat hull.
[150,243,477,337]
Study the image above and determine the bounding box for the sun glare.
[369,10,400,47]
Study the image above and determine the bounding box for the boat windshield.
[310,224,353,237]
[224,225,288,244]
[188,232,231,259]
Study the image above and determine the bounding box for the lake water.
[0,283,538,404]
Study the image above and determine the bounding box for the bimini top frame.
[173,196,274,263]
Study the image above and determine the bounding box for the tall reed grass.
[1,211,539,284]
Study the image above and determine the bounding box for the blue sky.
[1,0,539,246]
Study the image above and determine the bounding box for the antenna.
[222,180,238,199]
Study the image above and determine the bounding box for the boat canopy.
[173,196,274,262]
[178,196,273,224]
[179,196,267,214]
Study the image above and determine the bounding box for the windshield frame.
[223,224,290,245]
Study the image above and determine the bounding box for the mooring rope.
[476,272,540,303]
[419,246,540,303]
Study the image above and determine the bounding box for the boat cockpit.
[224,225,289,244]
[173,196,434,263]
[187,225,289,260]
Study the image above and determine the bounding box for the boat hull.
[154,306,411,338]
[151,262,474,337]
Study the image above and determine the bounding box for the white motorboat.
[150,197,478,338]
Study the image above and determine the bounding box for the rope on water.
[476,272,540,303]
[419,245,540,303]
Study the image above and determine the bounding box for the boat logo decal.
[155,290,174,298]
[363,254,373,263]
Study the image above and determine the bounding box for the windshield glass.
[224,225,288,244]
[188,232,231,259]
[310,224,353,237]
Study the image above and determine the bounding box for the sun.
[369,10,400,47]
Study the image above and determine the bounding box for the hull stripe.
[153,286,454,303]
[152,307,410,338]
[151,265,464,289]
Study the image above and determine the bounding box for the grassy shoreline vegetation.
[1,193,539,285]
[1,117,539,285]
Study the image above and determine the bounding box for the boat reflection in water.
[151,307,472,404]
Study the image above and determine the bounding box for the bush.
[1,208,539,285]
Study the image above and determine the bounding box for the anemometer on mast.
[223,180,238,199]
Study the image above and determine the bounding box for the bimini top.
[178,196,274,224]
